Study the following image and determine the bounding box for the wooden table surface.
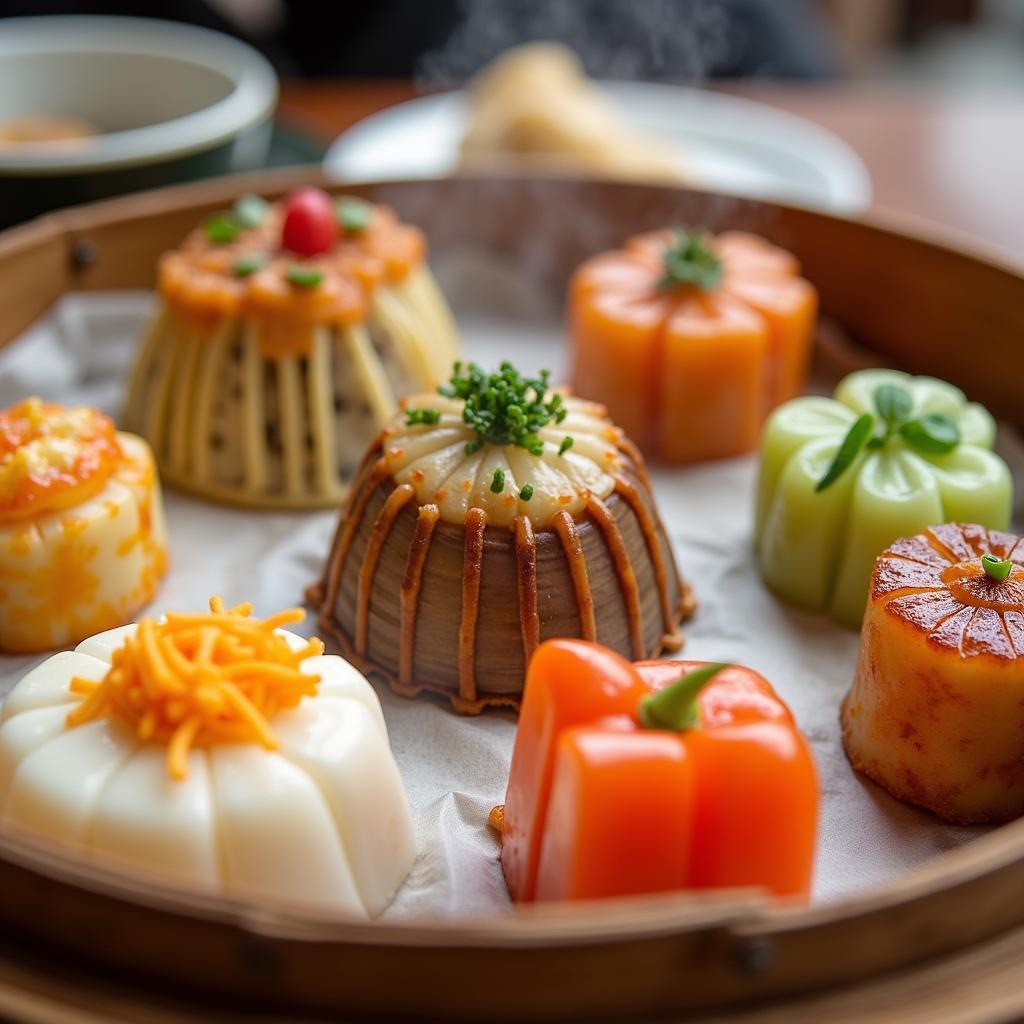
[279,79,1024,259]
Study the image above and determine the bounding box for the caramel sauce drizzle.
[553,509,597,641]
[355,483,415,654]
[615,434,652,490]
[322,450,388,614]
[613,475,679,644]
[585,494,644,658]
[458,507,488,702]
[514,514,541,664]
[399,504,440,685]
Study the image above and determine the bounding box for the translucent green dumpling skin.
[754,369,1013,628]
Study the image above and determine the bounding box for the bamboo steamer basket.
[0,170,1023,1023]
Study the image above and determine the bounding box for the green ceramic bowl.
[0,15,279,227]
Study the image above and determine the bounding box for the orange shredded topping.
[0,398,122,524]
[66,597,325,780]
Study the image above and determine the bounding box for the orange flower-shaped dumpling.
[842,523,1024,824]
[569,230,817,463]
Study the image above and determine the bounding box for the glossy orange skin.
[501,640,819,904]
[0,401,122,524]
[569,230,817,463]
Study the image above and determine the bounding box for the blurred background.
[0,0,1021,249]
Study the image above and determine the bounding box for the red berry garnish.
[281,187,337,257]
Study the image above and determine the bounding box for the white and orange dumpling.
[843,523,1024,824]
[0,599,415,917]
[0,398,167,653]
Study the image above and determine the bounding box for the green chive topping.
[232,255,266,278]
[285,265,324,288]
[982,554,1014,582]
[405,407,441,426]
[490,467,506,493]
[337,198,372,234]
[205,212,241,245]
[558,436,574,456]
[519,483,534,502]
[816,413,874,492]
[234,194,269,229]
[439,362,569,457]
[658,230,724,292]
[639,663,729,731]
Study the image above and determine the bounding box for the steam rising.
[416,0,738,86]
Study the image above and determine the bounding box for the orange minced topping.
[0,398,122,524]
[67,598,325,779]
[159,201,426,352]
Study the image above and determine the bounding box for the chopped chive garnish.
[205,212,241,245]
[234,194,269,229]
[285,265,324,288]
[982,554,1014,582]
[232,255,266,278]
[439,362,567,456]
[405,407,441,426]
[490,467,505,493]
[519,483,534,502]
[337,198,372,234]
[558,436,574,456]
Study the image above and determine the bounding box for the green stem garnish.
[438,362,569,457]
[337,198,372,234]
[205,213,241,245]
[558,436,573,456]
[285,265,324,288]
[232,255,266,278]
[816,413,874,492]
[658,230,724,292]
[490,467,506,493]
[639,663,729,731]
[405,407,441,426]
[982,554,1014,582]
[234,194,269,229]
[519,483,534,501]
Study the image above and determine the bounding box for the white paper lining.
[0,282,1020,915]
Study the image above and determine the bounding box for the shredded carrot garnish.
[66,597,324,780]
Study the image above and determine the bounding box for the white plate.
[324,82,872,215]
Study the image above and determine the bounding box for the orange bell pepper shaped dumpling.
[499,639,819,903]
[569,229,817,463]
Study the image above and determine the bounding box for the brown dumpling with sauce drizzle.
[310,365,696,713]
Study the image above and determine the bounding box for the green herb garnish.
[232,255,266,278]
[490,467,506,493]
[438,362,569,457]
[982,554,1014,582]
[234,194,269,229]
[285,265,324,288]
[519,483,534,502]
[558,436,573,456]
[874,383,914,427]
[337,198,372,234]
[899,414,960,455]
[871,384,961,455]
[205,212,241,245]
[405,407,441,426]
[816,413,874,492]
[819,384,963,491]
[658,230,724,292]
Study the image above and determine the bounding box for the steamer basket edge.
[0,171,1022,1022]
